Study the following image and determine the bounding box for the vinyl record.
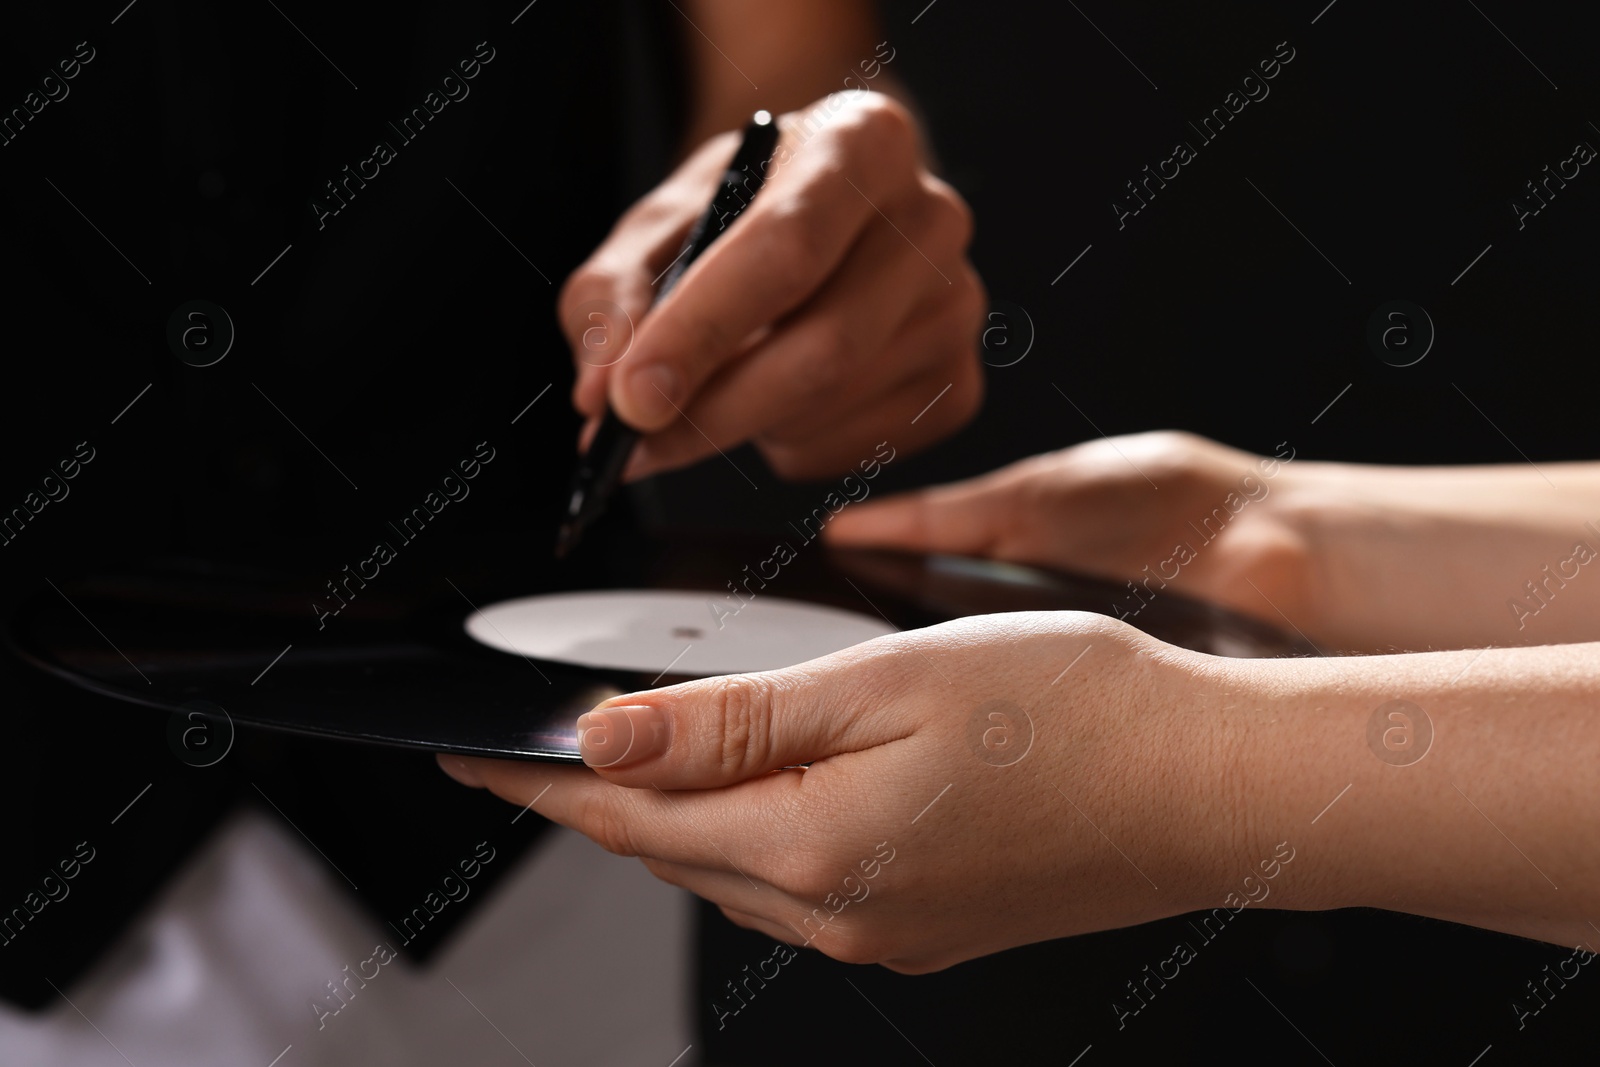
[5,538,1310,762]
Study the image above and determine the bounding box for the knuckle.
[1123,429,1214,483]
[913,378,981,446]
[575,796,638,858]
[1014,468,1055,527]
[905,289,986,439]
[682,128,743,177]
[945,357,985,432]
[621,192,684,233]
[953,266,988,334]
[923,178,975,252]
[557,265,626,341]
[1141,428,1207,455]
[707,674,775,776]
[847,94,916,156]
[762,201,832,292]
[556,264,604,320]
[770,849,836,903]
[604,181,695,249]
[666,303,741,370]
[639,856,686,888]
[802,315,857,394]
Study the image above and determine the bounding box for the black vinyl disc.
[5,537,1310,762]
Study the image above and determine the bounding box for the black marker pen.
[555,109,781,558]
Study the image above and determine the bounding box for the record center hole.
[672,626,704,640]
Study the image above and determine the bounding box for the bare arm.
[1219,639,1600,949]
[442,611,1600,967]
[437,435,1600,968]
[823,432,1600,653]
[1284,460,1600,650]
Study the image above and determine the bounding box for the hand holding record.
[822,430,1313,641]
[437,609,1251,973]
[443,439,1600,960]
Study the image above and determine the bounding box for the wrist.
[1168,646,1364,917]
[1131,637,1292,918]
[1201,647,1452,917]
[1262,459,1402,651]
[1168,640,1600,945]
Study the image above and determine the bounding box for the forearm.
[1199,642,1600,948]
[1280,461,1600,650]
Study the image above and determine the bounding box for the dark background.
[0,0,1596,1063]
[705,1,1600,1064]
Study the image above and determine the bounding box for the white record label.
[463,590,896,675]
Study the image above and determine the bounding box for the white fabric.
[0,811,697,1066]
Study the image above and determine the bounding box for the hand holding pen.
[556,92,986,550]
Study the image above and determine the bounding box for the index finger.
[823,468,1019,557]
[557,133,744,417]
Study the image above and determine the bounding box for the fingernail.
[576,705,668,769]
[436,753,485,788]
[626,364,681,424]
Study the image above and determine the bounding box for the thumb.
[574,653,907,789]
[824,473,1013,557]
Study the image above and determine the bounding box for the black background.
[0,0,1596,1063]
[704,1,1600,1064]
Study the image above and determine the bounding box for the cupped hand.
[824,431,1318,636]
[437,611,1242,973]
[559,91,985,481]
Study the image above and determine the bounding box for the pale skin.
[563,0,983,481]
[440,432,1600,969]
[488,0,1596,972]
